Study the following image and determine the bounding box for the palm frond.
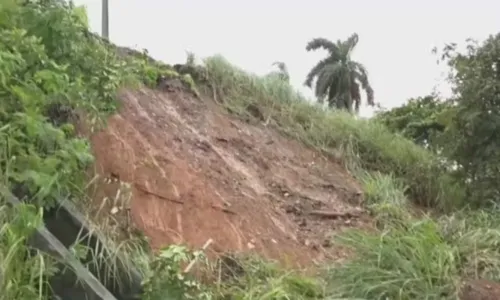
[351,62,375,106]
[351,81,361,112]
[305,38,340,55]
[315,63,344,100]
[304,56,337,87]
[345,33,359,53]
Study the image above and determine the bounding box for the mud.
[84,86,372,267]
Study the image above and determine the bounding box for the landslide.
[81,56,372,267]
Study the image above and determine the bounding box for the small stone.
[247,242,255,249]
[110,206,119,215]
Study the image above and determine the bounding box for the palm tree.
[304,33,374,113]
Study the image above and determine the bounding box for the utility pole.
[102,0,109,39]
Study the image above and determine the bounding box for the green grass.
[210,254,325,300]
[0,202,57,300]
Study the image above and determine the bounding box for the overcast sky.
[75,0,499,117]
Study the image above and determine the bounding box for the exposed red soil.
[460,279,500,300]
[83,83,372,267]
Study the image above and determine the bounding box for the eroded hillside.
[82,79,372,267]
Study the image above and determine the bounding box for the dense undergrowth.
[0,1,199,299]
[3,1,500,300]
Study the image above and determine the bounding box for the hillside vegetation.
[2,1,500,300]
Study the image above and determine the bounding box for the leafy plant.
[0,202,58,300]
[142,245,212,300]
[0,0,152,298]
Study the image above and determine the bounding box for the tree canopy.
[304,33,374,113]
[379,33,500,206]
[375,95,452,150]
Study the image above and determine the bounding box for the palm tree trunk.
[101,0,109,40]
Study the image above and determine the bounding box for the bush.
[0,1,143,298]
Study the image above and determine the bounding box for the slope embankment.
[81,80,372,267]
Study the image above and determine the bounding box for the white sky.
[75,0,499,117]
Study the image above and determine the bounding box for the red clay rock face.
[85,87,372,267]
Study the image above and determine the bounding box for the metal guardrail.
[1,185,143,300]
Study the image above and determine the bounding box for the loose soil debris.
[83,84,372,267]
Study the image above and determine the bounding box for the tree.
[304,33,374,113]
[439,34,500,205]
[375,95,452,150]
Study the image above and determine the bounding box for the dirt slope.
[85,83,371,266]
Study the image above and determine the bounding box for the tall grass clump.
[212,254,325,300]
[357,170,414,228]
[323,209,500,299]
[202,55,464,210]
[439,209,500,281]
[326,217,462,299]
[0,201,58,300]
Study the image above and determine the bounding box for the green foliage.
[357,171,413,228]
[304,33,374,113]
[326,207,500,299]
[0,203,58,300]
[379,33,500,207]
[142,245,212,300]
[0,0,155,298]
[375,95,453,151]
[70,3,89,28]
[439,34,500,206]
[213,255,324,300]
[0,0,130,209]
[327,218,462,299]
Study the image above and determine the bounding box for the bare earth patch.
[83,85,372,267]
[460,279,500,300]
